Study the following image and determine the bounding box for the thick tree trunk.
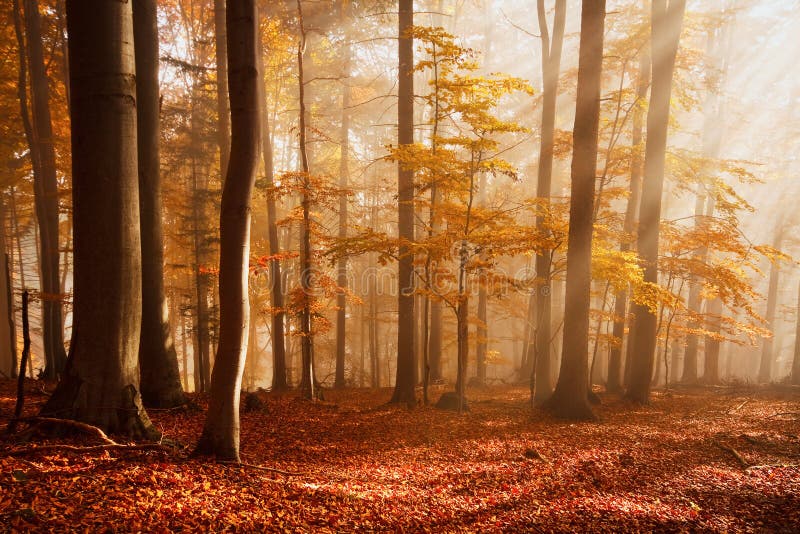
[391,0,416,406]
[194,0,259,461]
[335,12,351,389]
[133,0,185,408]
[626,0,685,404]
[532,0,566,404]
[608,51,648,393]
[22,0,67,379]
[43,0,153,437]
[545,0,605,420]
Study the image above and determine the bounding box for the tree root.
[0,442,176,458]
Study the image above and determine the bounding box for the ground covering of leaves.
[1,380,799,532]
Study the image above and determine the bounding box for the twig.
[726,399,749,414]
[745,463,800,470]
[218,460,302,476]
[0,443,175,458]
[714,440,749,468]
[768,412,800,419]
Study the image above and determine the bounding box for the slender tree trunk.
[335,10,351,389]
[545,0,605,420]
[295,0,317,401]
[681,191,706,384]
[626,0,686,404]
[391,0,416,406]
[257,25,287,392]
[608,51,648,393]
[791,281,800,385]
[20,0,67,379]
[758,225,783,383]
[133,0,184,408]
[531,0,566,404]
[43,0,154,437]
[195,0,259,461]
[0,196,17,378]
[214,0,230,178]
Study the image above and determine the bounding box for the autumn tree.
[545,0,605,420]
[42,0,154,436]
[195,0,260,461]
[19,0,67,379]
[529,0,566,404]
[133,0,185,408]
[391,0,416,406]
[626,0,686,404]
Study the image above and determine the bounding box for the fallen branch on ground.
[726,399,749,414]
[218,460,302,476]
[715,440,749,468]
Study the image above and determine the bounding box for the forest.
[1,0,799,531]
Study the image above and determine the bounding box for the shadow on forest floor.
[1,380,799,532]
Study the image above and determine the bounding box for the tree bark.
[545,0,605,420]
[608,51,648,393]
[391,0,416,407]
[22,0,67,379]
[43,0,154,437]
[258,31,287,393]
[531,0,566,404]
[626,0,686,404]
[335,5,351,389]
[791,281,800,385]
[758,225,783,383]
[194,0,259,461]
[132,0,185,409]
[214,0,230,179]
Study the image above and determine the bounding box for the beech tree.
[20,0,67,379]
[530,0,566,404]
[626,0,686,404]
[391,0,416,406]
[545,0,605,420]
[42,0,154,436]
[133,0,185,408]
[195,0,260,461]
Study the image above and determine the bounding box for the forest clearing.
[2,381,799,532]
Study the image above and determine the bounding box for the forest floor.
[1,380,799,532]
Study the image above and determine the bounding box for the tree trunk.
[296,0,317,401]
[391,0,416,407]
[608,51,648,393]
[194,0,259,461]
[758,225,783,383]
[335,8,351,389]
[626,0,685,404]
[21,0,67,379]
[133,0,185,408]
[0,196,17,378]
[532,0,566,404]
[545,0,605,420]
[214,0,230,179]
[791,281,800,385]
[43,0,154,437]
[681,191,706,384]
[257,25,287,392]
